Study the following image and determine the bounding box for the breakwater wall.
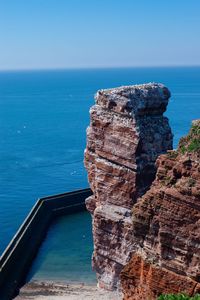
[0,188,92,300]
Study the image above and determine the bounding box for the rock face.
[84,83,173,290]
[121,120,200,299]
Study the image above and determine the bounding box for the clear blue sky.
[0,0,200,70]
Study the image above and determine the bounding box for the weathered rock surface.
[121,120,200,299]
[121,255,200,300]
[84,83,172,289]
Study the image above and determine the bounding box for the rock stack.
[84,83,173,290]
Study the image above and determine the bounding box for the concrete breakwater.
[0,188,92,300]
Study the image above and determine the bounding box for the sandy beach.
[15,281,122,300]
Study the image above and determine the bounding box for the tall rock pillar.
[84,83,173,290]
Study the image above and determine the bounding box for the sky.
[0,0,200,70]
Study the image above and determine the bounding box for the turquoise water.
[0,67,200,281]
[27,211,96,283]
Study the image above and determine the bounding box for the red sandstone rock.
[84,83,172,289]
[121,254,200,300]
[121,120,200,299]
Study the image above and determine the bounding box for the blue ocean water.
[0,67,199,281]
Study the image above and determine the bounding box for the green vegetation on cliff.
[157,294,200,300]
[179,120,200,154]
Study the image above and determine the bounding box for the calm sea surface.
[0,67,199,282]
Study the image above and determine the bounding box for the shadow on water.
[26,211,96,284]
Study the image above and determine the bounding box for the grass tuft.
[157,294,200,300]
[178,122,200,154]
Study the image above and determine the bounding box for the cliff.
[121,120,200,299]
[84,83,173,289]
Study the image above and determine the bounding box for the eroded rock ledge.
[121,120,200,299]
[84,83,173,290]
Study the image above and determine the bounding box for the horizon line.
[0,64,200,73]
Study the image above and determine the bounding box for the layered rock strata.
[84,83,173,289]
[121,120,200,299]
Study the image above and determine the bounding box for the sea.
[0,67,199,283]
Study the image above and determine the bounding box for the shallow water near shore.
[26,211,96,283]
[0,67,200,282]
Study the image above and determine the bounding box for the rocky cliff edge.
[121,120,200,299]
